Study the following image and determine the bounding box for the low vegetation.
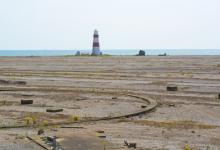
[119,120,218,129]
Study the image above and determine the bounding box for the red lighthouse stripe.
[94,35,99,38]
[93,43,100,47]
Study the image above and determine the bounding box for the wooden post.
[21,100,33,105]
[167,86,178,91]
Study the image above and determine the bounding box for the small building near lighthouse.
[92,30,101,55]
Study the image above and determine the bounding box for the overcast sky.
[0,0,220,50]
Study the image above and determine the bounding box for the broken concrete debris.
[21,99,33,105]
[124,140,137,148]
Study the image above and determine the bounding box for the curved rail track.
[0,92,158,129]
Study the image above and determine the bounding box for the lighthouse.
[92,30,101,55]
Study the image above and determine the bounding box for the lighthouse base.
[92,49,101,56]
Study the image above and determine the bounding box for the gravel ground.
[0,56,219,149]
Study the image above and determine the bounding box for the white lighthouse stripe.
[93,38,99,43]
[94,30,98,35]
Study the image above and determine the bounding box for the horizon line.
[0,49,220,51]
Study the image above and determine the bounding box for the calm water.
[0,49,219,56]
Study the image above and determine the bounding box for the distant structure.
[138,50,145,56]
[158,53,167,56]
[75,50,81,56]
[92,30,101,55]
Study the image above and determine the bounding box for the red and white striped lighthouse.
[92,30,101,55]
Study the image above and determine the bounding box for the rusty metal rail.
[0,94,158,129]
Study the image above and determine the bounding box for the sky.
[0,0,220,50]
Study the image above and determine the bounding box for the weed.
[31,115,37,124]
[69,115,80,122]
[184,145,191,150]
[42,120,49,126]
[24,117,33,126]
[151,80,167,85]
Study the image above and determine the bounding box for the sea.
[0,49,219,56]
